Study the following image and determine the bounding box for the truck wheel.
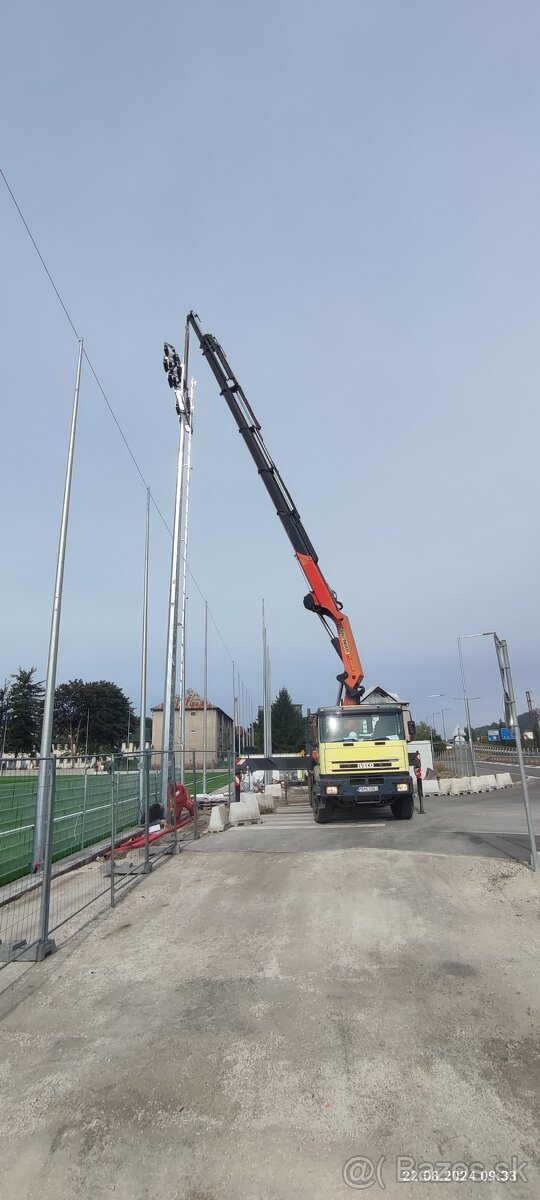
[391,796,414,820]
[313,799,333,824]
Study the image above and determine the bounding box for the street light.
[457,636,479,775]
[458,631,538,872]
[429,702,453,741]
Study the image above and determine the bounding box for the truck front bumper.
[317,773,413,807]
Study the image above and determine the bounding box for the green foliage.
[5,667,44,754]
[413,721,444,751]
[53,679,135,753]
[253,705,264,752]
[271,687,305,752]
[0,681,11,755]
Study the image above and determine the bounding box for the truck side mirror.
[408,720,416,738]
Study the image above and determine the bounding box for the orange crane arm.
[176,313,365,705]
[296,553,364,705]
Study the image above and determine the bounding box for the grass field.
[0,768,230,888]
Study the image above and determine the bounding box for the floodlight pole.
[203,600,208,794]
[139,487,150,828]
[161,326,192,823]
[33,339,84,871]
[178,377,196,783]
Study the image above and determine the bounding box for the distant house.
[362,684,404,705]
[151,689,233,768]
[362,684,412,736]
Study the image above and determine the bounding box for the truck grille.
[332,760,394,770]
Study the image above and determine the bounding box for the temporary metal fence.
[435,746,475,776]
[435,745,538,775]
[0,749,235,970]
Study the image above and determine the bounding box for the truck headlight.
[326,785,338,795]
[396,782,410,793]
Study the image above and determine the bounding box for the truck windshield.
[320,711,405,742]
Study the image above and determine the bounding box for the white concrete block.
[495,772,514,789]
[470,776,489,794]
[242,795,262,821]
[422,779,440,796]
[438,778,452,795]
[256,793,276,813]
[265,783,282,798]
[229,798,262,826]
[208,804,229,833]
[449,777,468,795]
[482,774,498,791]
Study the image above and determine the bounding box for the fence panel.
[0,747,234,971]
[0,756,56,966]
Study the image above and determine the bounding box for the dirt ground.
[0,842,539,1199]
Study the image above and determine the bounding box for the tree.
[0,680,12,757]
[54,679,90,754]
[7,667,44,754]
[271,688,305,752]
[253,706,264,752]
[53,679,135,754]
[413,721,444,751]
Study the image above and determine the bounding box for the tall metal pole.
[139,487,150,824]
[203,600,208,794]
[33,339,84,871]
[492,635,538,872]
[161,329,191,820]
[178,377,196,783]
[232,660,236,757]
[457,636,477,775]
[262,600,272,785]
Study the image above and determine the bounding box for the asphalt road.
[189,782,540,865]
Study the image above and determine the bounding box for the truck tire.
[391,796,414,820]
[313,798,333,824]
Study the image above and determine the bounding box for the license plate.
[357,785,379,793]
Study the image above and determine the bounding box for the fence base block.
[0,937,56,962]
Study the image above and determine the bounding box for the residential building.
[151,689,233,768]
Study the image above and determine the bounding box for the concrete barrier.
[256,793,276,813]
[208,804,229,833]
[449,777,470,795]
[422,779,440,797]
[229,797,262,826]
[495,773,514,789]
[470,775,497,793]
[438,778,452,795]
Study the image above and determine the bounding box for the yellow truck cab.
[307,702,415,823]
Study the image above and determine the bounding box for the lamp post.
[457,636,478,775]
[427,696,453,739]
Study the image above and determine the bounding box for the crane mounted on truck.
[164,313,415,823]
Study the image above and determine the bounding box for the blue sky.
[1,0,539,733]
